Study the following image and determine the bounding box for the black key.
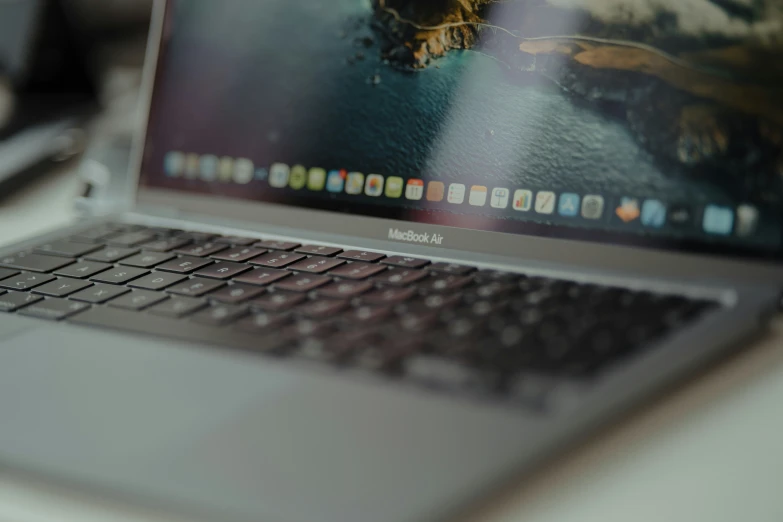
[0,291,43,312]
[474,270,522,283]
[249,292,307,313]
[294,299,350,319]
[34,241,102,258]
[147,296,208,318]
[318,281,374,299]
[84,247,139,263]
[427,262,476,275]
[91,266,149,285]
[139,236,193,252]
[253,240,300,251]
[108,290,169,311]
[69,225,122,243]
[235,312,293,333]
[382,256,430,269]
[156,256,213,274]
[190,304,249,326]
[288,256,345,274]
[296,245,342,257]
[0,272,56,291]
[361,287,416,305]
[0,252,74,273]
[0,268,19,281]
[119,251,176,268]
[373,268,428,286]
[18,298,90,321]
[128,271,188,291]
[344,305,393,325]
[274,274,331,293]
[208,283,266,304]
[329,262,387,280]
[167,277,226,297]
[338,250,386,262]
[174,242,228,257]
[69,283,130,304]
[32,278,93,297]
[214,236,258,246]
[107,231,157,247]
[233,267,291,286]
[179,232,217,243]
[145,227,184,236]
[211,247,267,262]
[54,261,111,279]
[420,275,473,294]
[249,252,305,269]
[194,261,251,280]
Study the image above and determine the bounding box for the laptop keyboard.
[0,222,718,407]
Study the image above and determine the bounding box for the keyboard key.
[214,236,258,246]
[288,256,345,274]
[296,245,342,257]
[249,252,305,268]
[91,267,149,285]
[294,299,350,319]
[128,272,188,291]
[419,275,474,294]
[361,287,416,305]
[190,304,249,326]
[253,240,300,251]
[343,305,394,325]
[156,256,213,274]
[18,298,90,321]
[108,290,169,311]
[211,247,267,262]
[69,225,122,243]
[147,296,208,318]
[69,284,130,304]
[0,272,56,291]
[54,261,112,279]
[329,262,387,280]
[318,280,374,299]
[208,283,266,304]
[473,270,522,283]
[373,268,428,286]
[167,277,226,297]
[179,232,217,242]
[233,267,291,286]
[273,274,331,293]
[382,256,430,269]
[32,278,93,297]
[34,241,102,258]
[0,268,19,281]
[0,252,74,273]
[84,247,139,263]
[107,231,157,247]
[0,291,43,312]
[119,252,176,268]
[234,312,293,333]
[139,236,193,252]
[194,261,251,280]
[427,262,476,275]
[338,250,386,262]
[249,292,307,313]
[174,242,228,257]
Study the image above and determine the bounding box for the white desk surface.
[1,166,783,522]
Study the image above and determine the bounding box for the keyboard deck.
[0,222,717,407]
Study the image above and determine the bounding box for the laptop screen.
[140,0,783,259]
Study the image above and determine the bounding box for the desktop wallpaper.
[141,0,783,257]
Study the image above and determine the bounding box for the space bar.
[69,306,290,353]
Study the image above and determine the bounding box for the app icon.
[581,195,604,219]
[218,157,234,182]
[558,193,580,217]
[269,163,290,188]
[641,199,666,228]
[385,176,404,198]
[233,158,254,184]
[198,155,218,181]
[289,165,307,189]
[468,186,488,206]
[406,179,424,200]
[490,188,509,209]
[703,205,734,235]
[534,191,556,214]
[365,174,384,196]
[164,151,185,177]
[426,181,445,202]
[447,183,466,204]
[736,204,759,237]
[254,167,268,181]
[346,172,365,195]
[184,153,200,179]
[668,204,692,227]
[615,197,640,223]
[326,170,347,193]
[512,189,532,211]
[307,168,326,191]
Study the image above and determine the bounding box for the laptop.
[0,1,780,521]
